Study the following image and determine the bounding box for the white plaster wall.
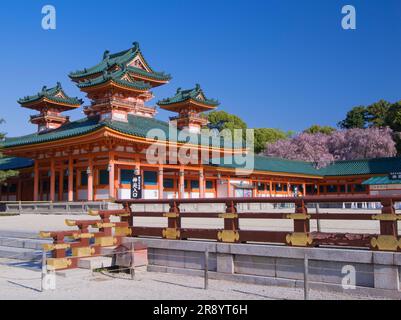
[370,190,401,196]
[118,188,131,200]
[96,189,109,200]
[144,189,158,199]
[164,192,177,199]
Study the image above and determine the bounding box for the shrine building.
[1,42,401,202]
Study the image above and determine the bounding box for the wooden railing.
[40,208,132,270]
[116,195,401,252]
[40,195,401,270]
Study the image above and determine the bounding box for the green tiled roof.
[0,157,33,170]
[210,156,401,178]
[77,68,152,91]
[104,115,242,149]
[158,84,219,107]
[5,114,401,178]
[362,176,401,185]
[18,82,83,106]
[69,42,171,82]
[3,115,243,149]
[211,155,321,176]
[4,117,103,148]
[319,157,401,176]
[127,66,171,81]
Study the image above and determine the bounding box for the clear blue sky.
[1,0,401,137]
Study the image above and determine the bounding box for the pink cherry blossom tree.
[264,127,396,168]
[328,127,396,160]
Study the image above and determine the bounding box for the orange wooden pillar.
[179,168,185,199]
[227,178,232,197]
[58,169,63,201]
[199,170,205,198]
[33,161,39,201]
[68,156,74,202]
[87,158,94,201]
[50,159,56,202]
[158,167,164,199]
[252,180,257,197]
[108,153,115,199]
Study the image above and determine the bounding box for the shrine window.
[80,171,88,186]
[190,180,200,189]
[306,185,314,194]
[206,180,214,189]
[120,170,135,184]
[63,178,68,190]
[354,184,367,193]
[143,171,157,186]
[327,185,338,193]
[9,184,17,193]
[99,169,109,185]
[163,178,175,189]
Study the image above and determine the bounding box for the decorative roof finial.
[195,83,201,91]
[132,42,139,50]
[103,50,110,60]
[176,87,182,94]
[41,86,47,92]
[56,82,62,89]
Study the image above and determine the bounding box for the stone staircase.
[0,231,52,261]
[0,230,114,271]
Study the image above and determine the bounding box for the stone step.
[78,256,113,270]
[0,230,41,240]
[0,245,42,261]
[0,237,52,250]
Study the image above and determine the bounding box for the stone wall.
[123,237,401,298]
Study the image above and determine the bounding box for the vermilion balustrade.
[40,196,401,270]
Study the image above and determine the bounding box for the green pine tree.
[0,119,18,183]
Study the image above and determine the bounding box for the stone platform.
[123,237,401,299]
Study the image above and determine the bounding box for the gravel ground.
[0,262,385,300]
